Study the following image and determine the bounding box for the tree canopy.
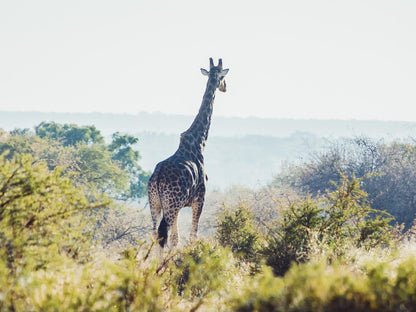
[0,122,150,199]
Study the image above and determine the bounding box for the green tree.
[1,123,150,199]
[35,121,104,146]
[0,130,38,159]
[109,132,139,169]
[75,143,129,195]
[0,153,108,310]
[109,132,151,199]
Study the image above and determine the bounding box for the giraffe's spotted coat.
[148,58,229,248]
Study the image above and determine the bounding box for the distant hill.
[1,111,415,188]
[1,111,415,139]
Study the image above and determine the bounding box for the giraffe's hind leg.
[148,184,162,243]
[169,210,180,248]
[160,194,181,248]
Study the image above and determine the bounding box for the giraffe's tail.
[158,217,168,248]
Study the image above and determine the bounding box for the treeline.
[0,122,150,199]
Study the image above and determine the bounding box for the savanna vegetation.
[0,122,150,199]
[275,137,416,229]
[1,123,416,311]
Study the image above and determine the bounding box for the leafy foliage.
[2,246,170,311]
[0,153,108,310]
[75,142,129,195]
[35,121,104,146]
[170,241,237,306]
[277,137,416,228]
[109,132,150,199]
[228,257,416,312]
[216,204,262,265]
[262,175,394,276]
[0,123,150,199]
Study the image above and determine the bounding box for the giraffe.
[148,58,229,249]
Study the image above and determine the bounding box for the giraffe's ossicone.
[148,58,229,248]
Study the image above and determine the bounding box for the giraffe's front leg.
[190,199,204,242]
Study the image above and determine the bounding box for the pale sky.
[1,1,416,121]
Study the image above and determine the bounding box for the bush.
[93,204,152,250]
[216,204,262,264]
[0,152,173,311]
[262,175,394,276]
[170,240,238,309]
[0,153,108,310]
[276,137,416,229]
[2,245,168,312]
[228,256,416,312]
[261,196,323,276]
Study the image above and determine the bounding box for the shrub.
[261,196,324,276]
[170,240,238,310]
[216,204,263,265]
[93,204,152,250]
[276,137,416,229]
[4,245,168,312]
[228,256,416,312]
[0,153,108,310]
[262,175,394,276]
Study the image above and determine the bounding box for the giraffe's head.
[200,58,229,92]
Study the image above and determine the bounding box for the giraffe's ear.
[220,69,229,77]
[200,68,209,76]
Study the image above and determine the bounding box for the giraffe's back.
[149,154,206,207]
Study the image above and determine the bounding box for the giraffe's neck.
[178,76,218,158]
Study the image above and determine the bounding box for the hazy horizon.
[2,110,416,140]
[3,109,416,123]
[2,110,416,189]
